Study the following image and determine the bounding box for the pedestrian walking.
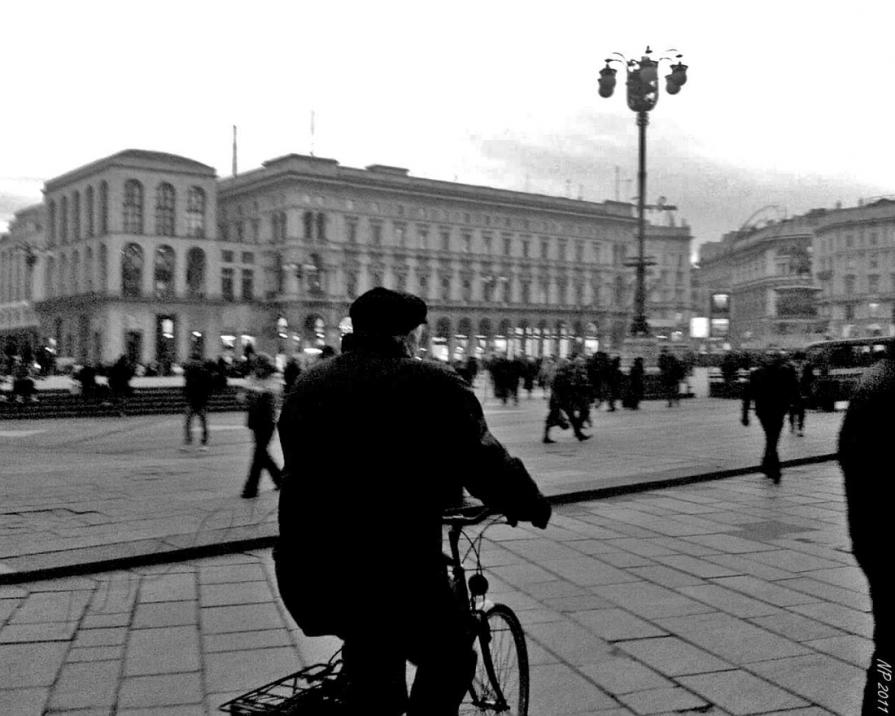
[543,355,592,443]
[240,353,283,498]
[741,349,799,483]
[788,353,814,436]
[838,340,895,714]
[658,347,683,407]
[182,353,213,451]
[108,355,134,416]
[625,356,645,409]
[605,356,623,411]
[538,356,557,399]
[74,363,98,405]
[274,287,551,715]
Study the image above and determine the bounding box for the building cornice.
[44,150,217,193]
[218,155,636,224]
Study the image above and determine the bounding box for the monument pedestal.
[620,336,661,369]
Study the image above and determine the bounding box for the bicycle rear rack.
[219,657,346,714]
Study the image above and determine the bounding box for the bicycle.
[219,502,530,714]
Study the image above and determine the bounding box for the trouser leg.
[199,407,208,444]
[341,637,407,716]
[243,430,264,494]
[405,586,476,716]
[254,426,281,486]
[184,408,193,444]
[759,413,784,480]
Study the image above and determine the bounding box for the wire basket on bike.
[218,651,346,714]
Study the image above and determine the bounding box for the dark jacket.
[838,357,895,577]
[742,362,799,419]
[183,360,213,408]
[276,340,549,636]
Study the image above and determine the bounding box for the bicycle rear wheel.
[460,603,529,715]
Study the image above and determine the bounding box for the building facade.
[0,204,45,358]
[696,212,826,350]
[0,149,694,368]
[695,199,895,351]
[814,198,895,338]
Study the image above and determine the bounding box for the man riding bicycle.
[275,287,552,716]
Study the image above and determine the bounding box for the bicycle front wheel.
[461,603,529,715]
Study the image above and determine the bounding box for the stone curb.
[0,453,839,586]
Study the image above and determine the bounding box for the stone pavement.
[0,461,870,715]
[0,396,843,581]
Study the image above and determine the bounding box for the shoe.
[241,490,258,499]
[198,445,209,452]
[179,445,192,452]
[797,430,804,437]
[576,433,592,442]
[542,436,556,444]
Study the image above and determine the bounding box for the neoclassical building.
[696,212,826,350]
[814,198,895,338]
[0,148,695,367]
[696,198,895,350]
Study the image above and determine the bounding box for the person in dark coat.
[741,350,799,483]
[658,347,683,407]
[240,353,283,497]
[75,363,98,404]
[626,356,645,409]
[108,355,134,416]
[838,343,895,714]
[275,287,551,716]
[543,355,592,443]
[788,354,814,436]
[605,356,623,411]
[182,353,213,451]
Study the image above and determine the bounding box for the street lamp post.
[599,47,688,337]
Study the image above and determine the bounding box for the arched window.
[99,181,109,235]
[186,247,206,299]
[123,179,144,234]
[186,187,206,237]
[154,245,176,298]
[85,186,95,237]
[316,212,327,241]
[303,211,314,240]
[48,200,57,245]
[155,183,176,236]
[85,246,94,291]
[45,256,56,298]
[72,191,81,240]
[121,242,144,297]
[99,244,108,291]
[71,250,80,294]
[60,195,69,243]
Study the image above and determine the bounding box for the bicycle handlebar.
[441,500,496,527]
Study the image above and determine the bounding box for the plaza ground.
[0,395,869,714]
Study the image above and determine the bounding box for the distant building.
[696,199,895,351]
[0,204,45,357]
[814,198,895,339]
[0,149,694,368]
[696,212,826,350]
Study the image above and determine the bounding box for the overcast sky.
[2,0,893,260]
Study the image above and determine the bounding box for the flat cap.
[349,287,428,336]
